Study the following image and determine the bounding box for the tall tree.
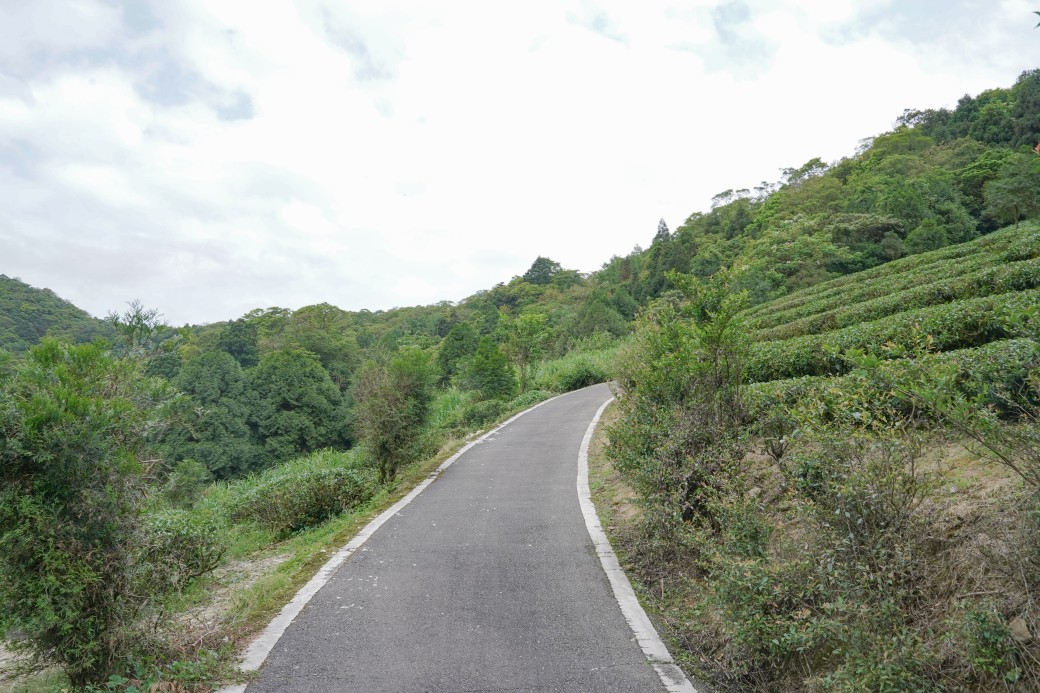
[521,256,563,285]
[984,152,1040,226]
[352,347,436,483]
[500,312,550,391]
[247,349,347,462]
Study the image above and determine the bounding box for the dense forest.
[2,69,1040,691]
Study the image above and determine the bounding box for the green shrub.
[746,288,1040,383]
[743,223,1034,329]
[753,257,1040,342]
[507,389,554,411]
[0,340,174,687]
[534,353,612,392]
[229,458,377,538]
[459,398,506,427]
[139,509,227,594]
[748,339,1040,423]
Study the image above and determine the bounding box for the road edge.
[576,396,702,693]
[217,392,565,693]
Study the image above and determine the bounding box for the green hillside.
[0,274,114,353]
[4,70,1040,692]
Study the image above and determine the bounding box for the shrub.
[459,398,506,427]
[608,270,750,530]
[0,340,174,687]
[534,353,612,392]
[753,257,1040,342]
[507,389,554,411]
[352,346,437,483]
[230,460,377,538]
[745,288,1040,382]
[139,509,227,594]
[743,222,1034,329]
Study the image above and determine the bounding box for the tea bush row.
[744,222,1035,328]
[747,338,1040,421]
[753,256,1040,341]
[745,288,1040,383]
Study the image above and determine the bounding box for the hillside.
[602,221,1040,690]
[0,275,114,353]
[3,68,1040,692]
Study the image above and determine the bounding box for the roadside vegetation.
[2,68,1040,690]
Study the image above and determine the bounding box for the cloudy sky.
[1,1,1037,324]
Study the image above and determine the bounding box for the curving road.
[241,383,692,693]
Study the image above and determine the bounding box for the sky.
[1,1,1038,325]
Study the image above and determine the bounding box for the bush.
[753,257,1040,342]
[743,222,1033,329]
[459,398,506,427]
[507,389,554,411]
[534,351,613,392]
[745,288,1040,382]
[352,346,437,483]
[139,509,227,594]
[0,340,174,687]
[230,460,377,538]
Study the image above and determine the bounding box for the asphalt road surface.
[245,383,673,693]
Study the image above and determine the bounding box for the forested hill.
[2,69,1039,362]
[0,274,114,353]
[598,67,1040,306]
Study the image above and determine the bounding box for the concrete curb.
[576,396,702,693]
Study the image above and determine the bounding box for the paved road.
[246,383,669,692]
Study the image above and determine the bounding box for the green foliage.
[248,348,348,463]
[165,350,263,479]
[162,458,212,507]
[984,151,1040,226]
[608,270,749,531]
[0,340,178,687]
[533,344,619,392]
[0,275,114,353]
[746,288,1040,382]
[748,338,1040,423]
[436,321,479,384]
[228,450,378,538]
[138,509,227,594]
[459,398,507,428]
[458,336,516,400]
[752,256,1040,342]
[521,256,563,285]
[499,312,550,391]
[351,346,436,483]
[744,222,1033,332]
[217,318,259,368]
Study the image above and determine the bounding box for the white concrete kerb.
[576,396,702,693]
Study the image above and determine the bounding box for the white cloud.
[0,0,1036,324]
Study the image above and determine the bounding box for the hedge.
[745,288,1040,383]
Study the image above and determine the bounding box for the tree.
[106,300,172,359]
[247,349,347,462]
[436,321,479,385]
[460,337,517,400]
[0,340,170,686]
[500,312,550,391]
[352,346,436,483]
[984,152,1040,226]
[218,318,260,368]
[521,256,563,286]
[904,218,949,254]
[654,218,670,243]
[164,351,263,479]
[283,303,360,390]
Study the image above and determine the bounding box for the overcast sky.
[1,1,1038,325]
